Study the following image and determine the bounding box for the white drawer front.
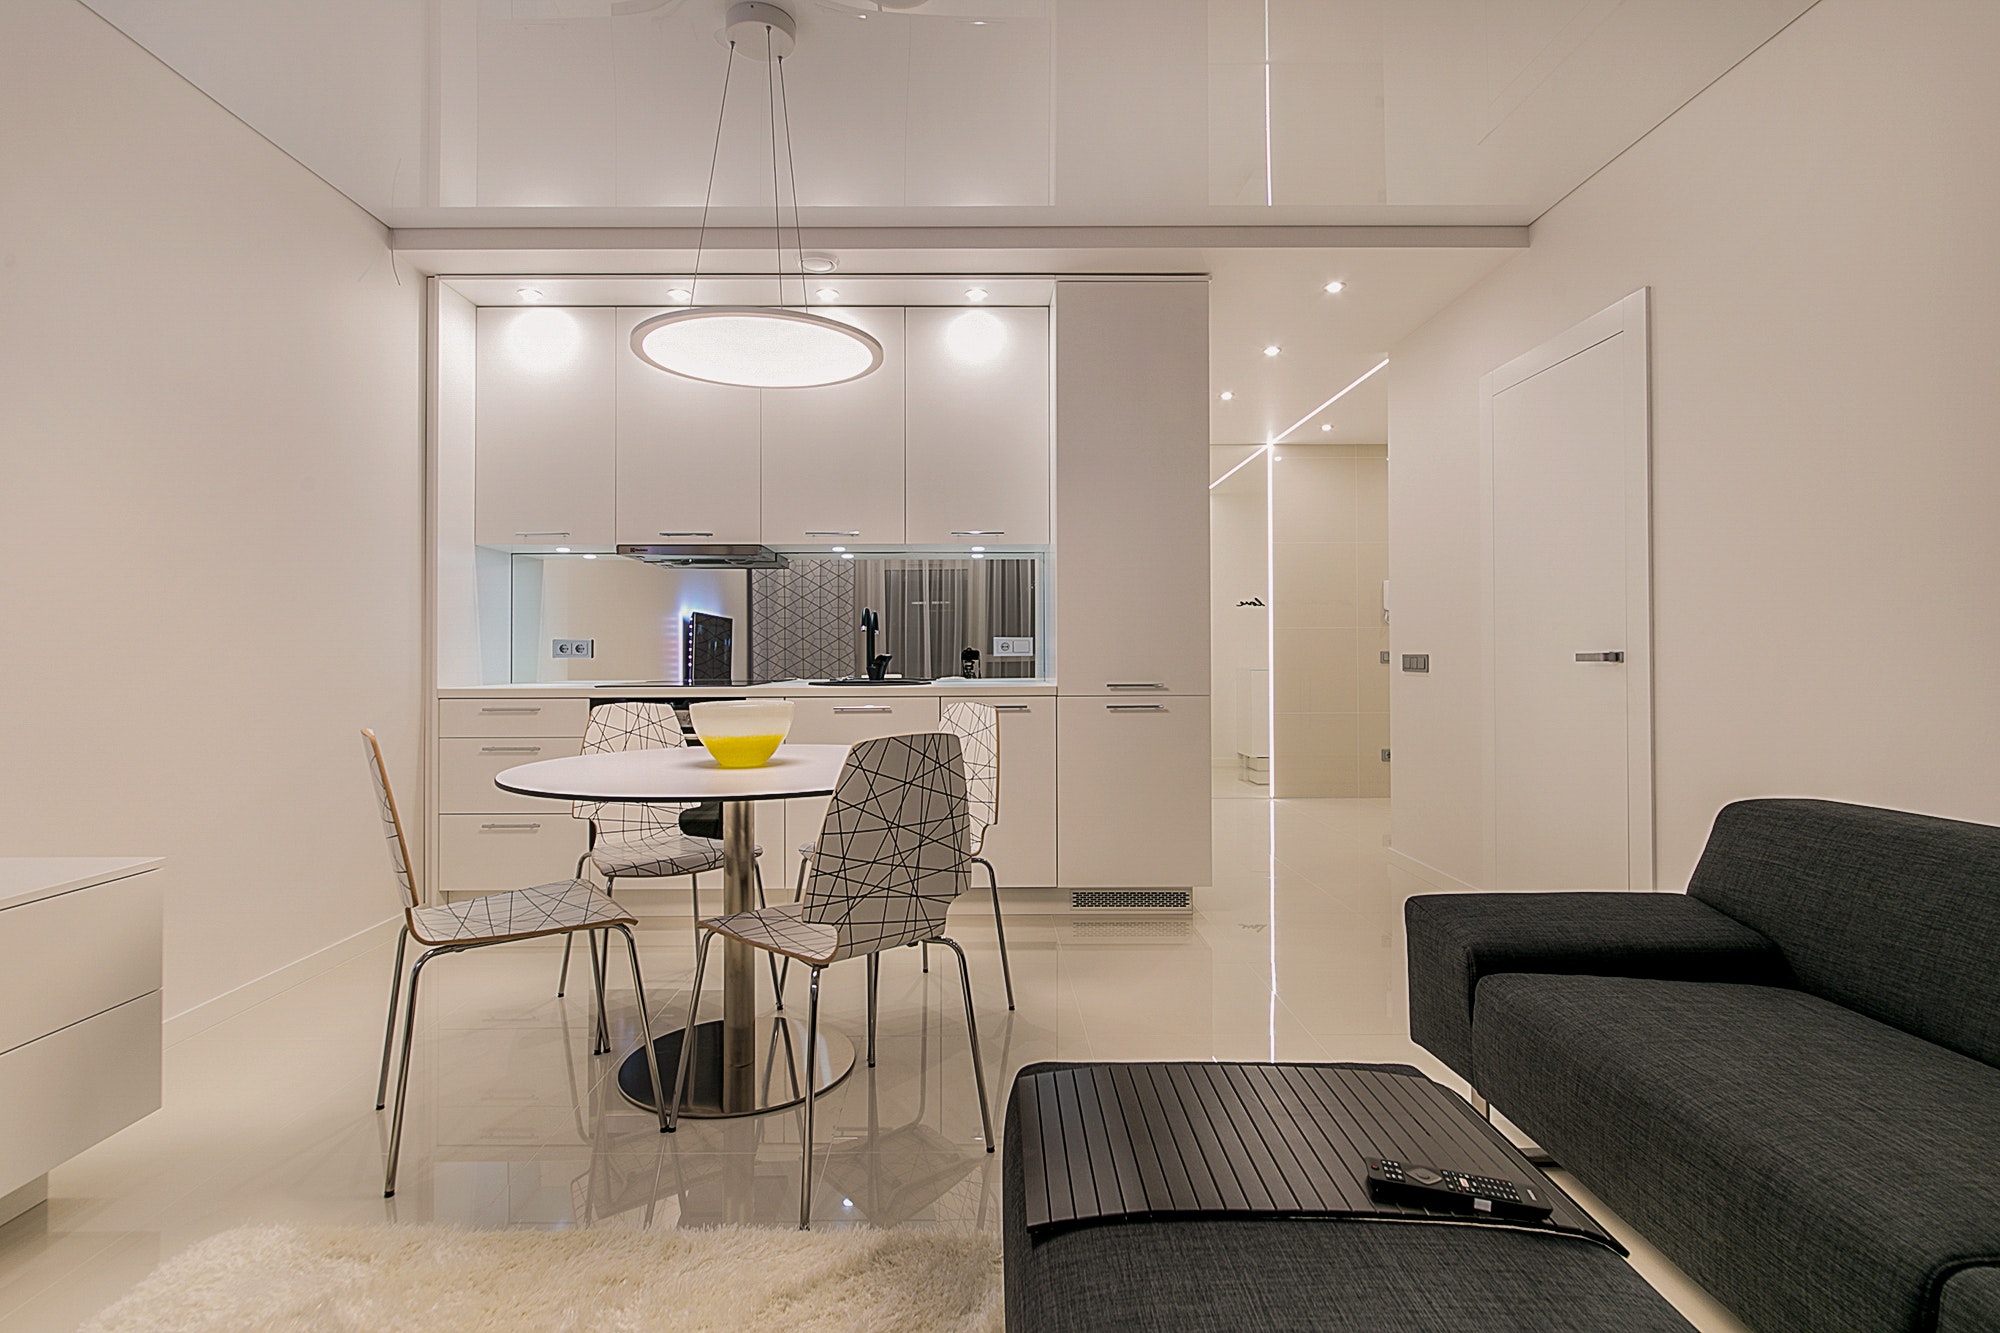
[439,738,582,814]
[439,698,589,738]
[0,870,160,1057]
[0,992,161,1198]
[437,813,590,893]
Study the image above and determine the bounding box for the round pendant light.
[631,307,883,388]
[636,3,880,391]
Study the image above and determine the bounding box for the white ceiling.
[74,0,1811,445]
[82,0,1813,230]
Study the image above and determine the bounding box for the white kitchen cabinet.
[776,693,940,888]
[1056,696,1211,889]
[438,697,590,737]
[615,308,763,545]
[760,308,908,545]
[0,858,161,1219]
[436,814,589,894]
[906,307,1050,546]
[1051,282,1210,695]
[475,307,617,547]
[938,694,1055,887]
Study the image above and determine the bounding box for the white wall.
[0,0,423,1016]
[1389,0,2000,892]
[1209,448,1267,765]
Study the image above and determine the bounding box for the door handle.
[992,704,1031,713]
[657,531,714,538]
[1107,704,1167,712]
[479,822,543,831]
[805,530,861,538]
[1105,682,1166,690]
[479,745,543,754]
[833,706,893,714]
[951,530,1006,537]
[1574,652,1625,663]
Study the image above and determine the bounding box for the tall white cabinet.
[1052,281,1212,891]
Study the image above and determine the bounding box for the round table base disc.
[617,1018,856,1118]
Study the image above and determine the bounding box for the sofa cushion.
[1473,975,2000,1333]
[1404,891,1785,1084]
[1688,799,2000,1067]
[1937,1267,2000,1333]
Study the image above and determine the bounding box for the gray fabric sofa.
[1002,1061,1697,1332]
[1405,798,2000,1333]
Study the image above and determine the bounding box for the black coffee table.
[1004,1062,1696,1333]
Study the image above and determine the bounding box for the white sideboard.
[0,857,162,1225]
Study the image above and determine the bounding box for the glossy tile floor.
[0,791,1747,1331]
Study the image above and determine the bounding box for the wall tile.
[1273,453,1356,542]
[1276,627,1360,712]
[1274,541,1357,627]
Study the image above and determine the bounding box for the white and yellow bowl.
[689,700,795,769]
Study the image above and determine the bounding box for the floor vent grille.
[1070,890,1192,912]
[1065,918,1193,941]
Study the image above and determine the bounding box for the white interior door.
[1483,291,1653,892]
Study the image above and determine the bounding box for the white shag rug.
[81,1224,1004,1333]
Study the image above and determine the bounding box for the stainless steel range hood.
[617,543,790,570]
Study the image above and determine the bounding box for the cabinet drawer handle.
[1105,682,1166,690]
[479,822,543,831]
[479,706,542,714]
[993,704,1031,713]
[515,531,570,539]
[658,531,714,538]
[479,745,543,754]
[833,705,893,714]
[805,530,861,538]
[1574,651,1625,663]
[1107,704,1167,713]
[950,530,1006,537]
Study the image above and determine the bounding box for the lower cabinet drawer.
[439,737,583,814]
[0,869,160,1057]
[439,697,589,738]
[0,992,161,1198]
[436,814,590,893]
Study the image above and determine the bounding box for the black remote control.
[1366,1158,1554,1221]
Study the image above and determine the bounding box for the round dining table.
[496,743,856,1119]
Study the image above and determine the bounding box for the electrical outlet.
[1381,748,1392,763]
[551,638,594,658]
[1379,650,1391,665]
[992,636,1035,657]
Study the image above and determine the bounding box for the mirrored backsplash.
[509,552,1041,685]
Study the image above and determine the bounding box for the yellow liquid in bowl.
[703,733,786,768]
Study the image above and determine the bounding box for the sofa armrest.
[1404,892,1787,1085]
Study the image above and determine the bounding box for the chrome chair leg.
[557,933,573,998]
[922,941,930,973]
[589,930,612,1055]
[977,856,1015,1010]
[756,863,784,1010]
[801,966,822,1230]
[865,953,879,1068]
[375,926,409,1110]
[610,923,670,1134]
[935,936,995,1153]
[666,928,716,1133]
[385,947,447,1198]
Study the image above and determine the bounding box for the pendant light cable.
[690,40,739,307]
[776,52,808,311]
[764,24,787,308]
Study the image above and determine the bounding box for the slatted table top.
[1016,1062,1616,1251]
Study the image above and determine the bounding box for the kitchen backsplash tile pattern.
[750,559,858,683]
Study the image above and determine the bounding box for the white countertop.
[0,857,162,912]
[438,679,1056,699]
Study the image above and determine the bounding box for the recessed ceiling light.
[1219,391,1234,401]
[1263,345,1282,357]
[1321,423,1333,432]
[582,553,597,559]
[1272,455,1283,461]
[555,546,571,553]
[971,552,985,559]
[964,287,989,302]
[517,286,544,302]
[830,545,846,552]
[1323,280,1346,294]
[665,288,692,303]
[841,552,855,559]
[800,254,838,274]
[814,287,840,301]
[970,545,986,552]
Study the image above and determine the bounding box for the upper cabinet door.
[905,307,1051,546]
[614,308,762,545]
[475,307,616,546]
[1052,282,1211,695]
[759,308,907,545]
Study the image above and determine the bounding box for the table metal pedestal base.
[617,1017,856,1118]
